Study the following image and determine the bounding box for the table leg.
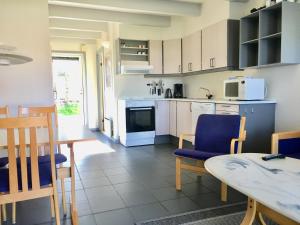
[241,198,257,225]
[68,143,78,225]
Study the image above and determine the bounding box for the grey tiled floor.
[2,133,246,225]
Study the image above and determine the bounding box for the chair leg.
[50,196,55,218]
[1,205,6,222]
[60,178,67,216]
[176,157,182,191]
[12,202,16,224]
[0,205,2,225]
[53,193,61,225]
[221,182,228,202]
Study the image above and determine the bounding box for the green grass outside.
[58,103,80,116]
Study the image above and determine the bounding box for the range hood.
[121,65,154,74]
[120,61,153,74]
[0,44,33,66]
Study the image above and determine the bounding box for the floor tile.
[161,197,200,214]
[129,203,169,222]
[81,177,111,188]
[113,181,146,194]
[150,186,185,201]
[94,208,135,225]
[108,174,135,184]
[119,190,158,207]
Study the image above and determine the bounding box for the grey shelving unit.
[240,2,300,69]
[119,39,149,62]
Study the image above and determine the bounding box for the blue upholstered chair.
[272,131,300,159]
[174,114,246,202]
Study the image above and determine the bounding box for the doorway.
[51,52,87,126]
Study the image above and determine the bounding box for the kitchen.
[1,0,300,224]
[114,1,300,154]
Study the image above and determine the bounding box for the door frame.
[51,51,88,126]
[96,48,105,132]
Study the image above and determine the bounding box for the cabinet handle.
[190,63,192,71]
[190,103,192,112]
[178,65,181,73]
[212,58,216,68]
[210,58,212,68]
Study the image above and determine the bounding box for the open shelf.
[119,39,149,62]
[120,46,148,50]
[240,13,259,43]
[240,42,259,68]
[242,38,259,45]
[260,32,281,40]
[259,37,281,65]
[260,4,282,38]
[120,53,148,56]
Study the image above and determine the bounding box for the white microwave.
[224,78,265,100]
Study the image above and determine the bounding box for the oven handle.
[129,107,153,111]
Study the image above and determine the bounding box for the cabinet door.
[149,40,163,74]
[176,101,192,141]
[202,25,217,70]
[182,31,202,73]
[169,101,177,136]
[163,39,182,74]
[214,20,228,68]
[155,101,170,135]
[202,20,228,70]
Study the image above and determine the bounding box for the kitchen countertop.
[119,97,276,105]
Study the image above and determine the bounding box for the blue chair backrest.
[278,138,300,155]
[194,114,241,154]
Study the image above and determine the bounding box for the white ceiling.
[48,0,248,41]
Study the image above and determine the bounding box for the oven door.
[126,107,155,133]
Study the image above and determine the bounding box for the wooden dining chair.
[0,116,61,225]
[174,114,246,202]
[18,105,68,217]
[0,106,9,223]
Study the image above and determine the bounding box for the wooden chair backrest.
[0,115,57,205]
[0,106,9,117]
[18,105,58,128]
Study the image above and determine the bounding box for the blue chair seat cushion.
[0,163,53,193]
[0,154,67,168]
[0,157,8,167]
[174,148,224,160]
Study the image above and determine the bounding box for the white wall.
[182,0,300,132]
[0,0,53,115]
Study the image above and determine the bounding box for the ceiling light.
[0,44,33,66]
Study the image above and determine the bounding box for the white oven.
[224,77,265,100]
[118,100,156,147]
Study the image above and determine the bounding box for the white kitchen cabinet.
[169,101,177,136]
[163,39,182,74]
[182,31,202,73]
[202,20,239,70]
[155,101,170,135]
[176,101,192,141]
[149,40,163,74]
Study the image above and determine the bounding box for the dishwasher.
[191,102,216,133]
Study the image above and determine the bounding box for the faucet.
[199,87,213,99]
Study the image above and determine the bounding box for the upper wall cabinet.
[202,20,240,71]
[163,38,182,74]
[240,2,300,68]
[149,40,163,74]
[182,31,202,73]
